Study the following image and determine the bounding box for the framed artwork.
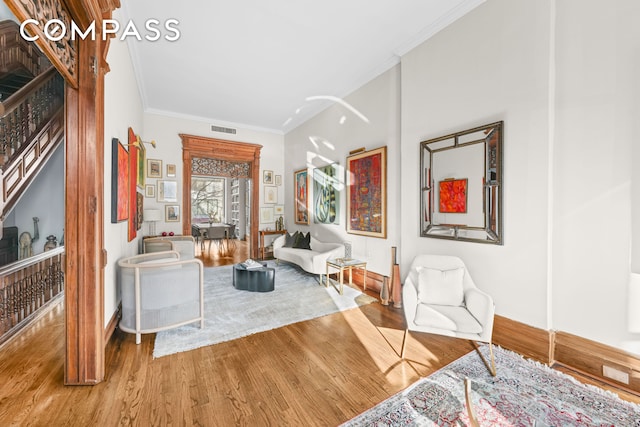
[128,136,138,241]
[147,159,162,178]
[130,128,145,189]
[145,184,155,198]
[166,164,176,177]
[165,204,180,222]
[157,180,178,202]
[136,192,144,231]
[275,175,282,186]
[346,146,387,238]
[274,205,284,215]
[294,168,309,224]
[110,138,128,223]
[263,170,274,184]
[439,178,468,213]
[264,185,277,204]
[260,206,274,223]
[313,163,341,224]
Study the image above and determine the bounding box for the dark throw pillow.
[283,231,298,248]
[294,232,311,250]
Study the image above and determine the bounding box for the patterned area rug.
[153,261,376,358]
[343,346,640,426]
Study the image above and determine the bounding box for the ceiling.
[120,0,484,134]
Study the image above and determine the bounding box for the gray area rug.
[153,261,377,358]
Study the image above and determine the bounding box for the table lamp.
[143,208,162,236]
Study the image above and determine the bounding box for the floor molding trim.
[104,303,121,347]
[554,331,640,394]
[492,315,554,364]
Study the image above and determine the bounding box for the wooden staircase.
[0,20,66,345]
[0,20,64,222]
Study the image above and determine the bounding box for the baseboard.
[554,331,640,395]
[348,268,385,293]
[104,303,121,347]
[492,315,554,364]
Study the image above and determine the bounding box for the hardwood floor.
[1,252,638,425]
[195,238,250,267]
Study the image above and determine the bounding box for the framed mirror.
[420,121,503,245]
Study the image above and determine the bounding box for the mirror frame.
[420,121,503,245]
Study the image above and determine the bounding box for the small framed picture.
[147,159,162,178]
[275,175,282,186]
[274,205,284,215]
[157,180,178,202]
[165,204,180,222]
[145,184,155,198]
[264,185,277,204]
[263,170,274,184]
[166,164,176,177]
[260,207,274,223]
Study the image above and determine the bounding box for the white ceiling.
[120,0,484,134]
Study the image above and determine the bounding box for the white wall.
[103,10,145,327]
[551,0,640,351]
[401,0,552,329]
[4,144,65,255]
[142,112,284,236]
[283,66,401,276]
[399,0,640,354]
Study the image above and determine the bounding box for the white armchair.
[401,254,496,375]
[118,251,204,344]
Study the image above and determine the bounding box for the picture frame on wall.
[131,129,145,189]
[145,184,155,198]
[166,164,176,177]
[346,146,387,238]
[165,204,180,222]
[147,159,162,178]
[128,130,139,242]
[294,168,309,225]
[263,170,274,184]
[438,178,468,213]
[157,180,178,202]
[274,205,284,215]
[110,138,128,223]
[260,206,274,223]
[313,163,341,225]
[275,175,282,186]
[136,192,144,231]
[264,185,277,204]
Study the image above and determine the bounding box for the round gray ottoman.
[233,262,275,292]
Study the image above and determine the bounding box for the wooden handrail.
[0,66,58,115]
[0,68,64,165]
[0,245,64,275]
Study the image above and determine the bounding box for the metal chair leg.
[471,341,497,376]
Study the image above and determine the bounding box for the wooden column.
[64,37,105,385]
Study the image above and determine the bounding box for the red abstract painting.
[111,139,129,223]
[346,146,386,238]
[439,179,467,213]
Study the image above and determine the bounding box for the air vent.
[211,125,237,134]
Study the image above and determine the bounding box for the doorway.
[180,134,262,260]
[190,175,251,265]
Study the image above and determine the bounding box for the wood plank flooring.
[1,245,638,425]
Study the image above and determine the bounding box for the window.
[191,176,226,223]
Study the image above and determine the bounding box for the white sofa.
[273,234,345,275]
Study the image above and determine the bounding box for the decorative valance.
[192,157,251,178]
